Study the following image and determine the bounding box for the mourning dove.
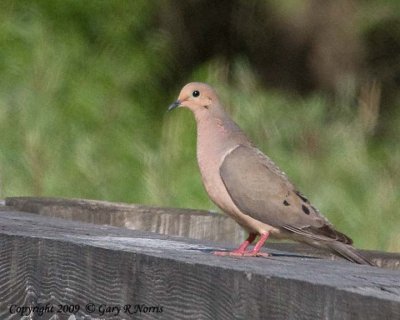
[168,82,373,265]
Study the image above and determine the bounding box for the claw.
[212,250,270,257]
[211,232,270,258]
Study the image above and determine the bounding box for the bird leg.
[233,233,257,254]
[213,233,256,256]
[243,232,270,257]
[213,232,270,257]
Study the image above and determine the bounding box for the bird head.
[168,82,219,113]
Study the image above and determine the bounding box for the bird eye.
[192,90,200,97]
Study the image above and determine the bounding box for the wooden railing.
[1,197,399,320]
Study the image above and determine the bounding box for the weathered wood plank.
[5,197,244,244]
[0,208,399,320]
[5,197,400,270]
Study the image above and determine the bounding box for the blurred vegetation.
[0,1,398,251]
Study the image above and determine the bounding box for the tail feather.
[327,241,375,266]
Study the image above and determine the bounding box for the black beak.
[168,100,181,112]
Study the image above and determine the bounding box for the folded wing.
[220,145,352,244]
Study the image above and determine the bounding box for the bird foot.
[242,251,270,257]
[212,250,269,257]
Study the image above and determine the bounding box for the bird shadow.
[190,247,320,259]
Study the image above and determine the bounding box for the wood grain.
[5,197,244,244]
[0,207,399,320]
[5,197,399,270]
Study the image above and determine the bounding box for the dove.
[168,82,373,265]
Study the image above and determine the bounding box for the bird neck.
[194,107,251,162]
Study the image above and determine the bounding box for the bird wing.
[220,145,352,244]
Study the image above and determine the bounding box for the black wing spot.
[283,200,290,206]
[302,204,310,215]
[295,191,309,203]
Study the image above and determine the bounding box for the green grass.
[0,1,398,252]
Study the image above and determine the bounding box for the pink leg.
[213,232,270,257]
[243,232,270,257]
[233,233,257,254]
[213,233,256,256]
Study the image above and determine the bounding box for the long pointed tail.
[328,242,375,266]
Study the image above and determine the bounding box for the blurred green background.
[0,0,399,251]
